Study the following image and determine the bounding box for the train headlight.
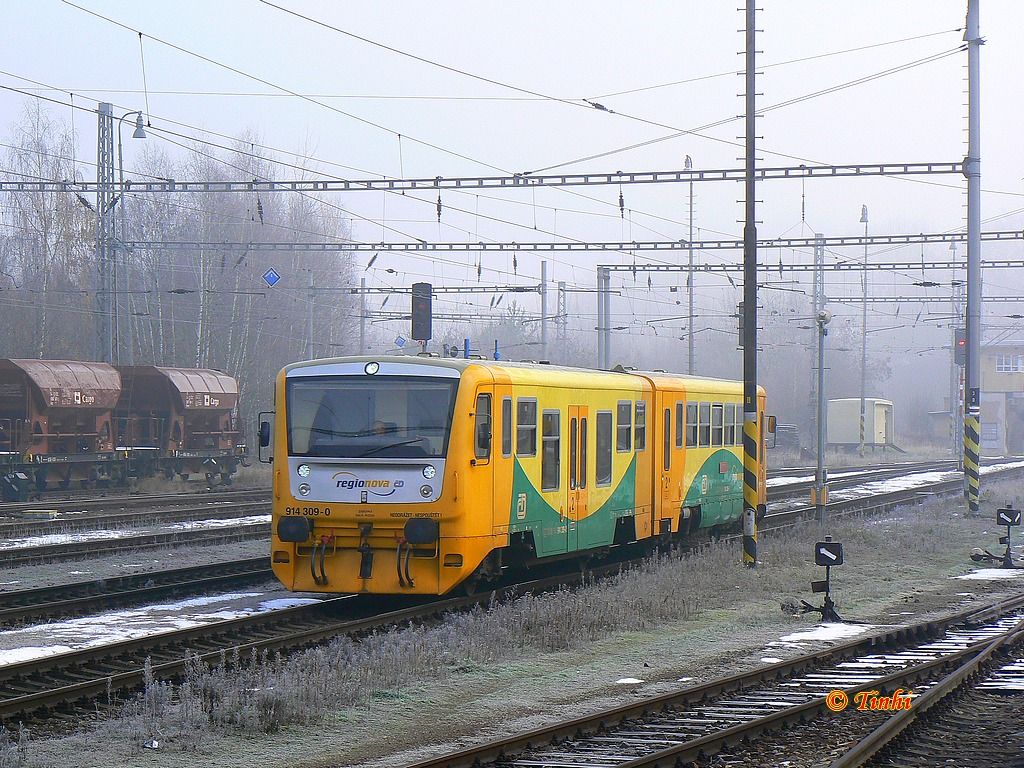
[298,483,311,497]
[420,484,432,498]
[422,465,436,479]
[297,463,311,478]
[364,361,380,375]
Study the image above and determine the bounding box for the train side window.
[735,406,745,446]
[501,397,512,457]
[674,402,684,448]
[542,410,560,491]
[616,401,632,452]
[712,404,724,446]
[569,417,578,490]
[634,401,646,451]
[699,403,711,446]
[475,393,492,460]
[517,398,537,456]
[686,403,697,447]
[596,411,613,486]
[580,417,588,488]
[725,403,735,445]
[663,409,671,471]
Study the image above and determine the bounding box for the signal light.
[411,282,432,341]
[954,327,966,366]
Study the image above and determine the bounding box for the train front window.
[286,376,457,458]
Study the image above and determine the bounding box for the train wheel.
[220,472,233,486]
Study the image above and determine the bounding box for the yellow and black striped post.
[964,411,981,516]
[740,0,759,568]
[742,415,758,567]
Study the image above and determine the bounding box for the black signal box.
[815,541,844,567]
[997,507,1022,527]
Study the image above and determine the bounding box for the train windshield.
[286,375,458,459]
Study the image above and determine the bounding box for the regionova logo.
[826,688,913,713]
[331,471,403,496]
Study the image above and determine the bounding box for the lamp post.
[115,111,147,365]
[815,309,832,524]
[858,204,868,456]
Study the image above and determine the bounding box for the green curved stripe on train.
[683,448,744,527]
[507,449,742,558]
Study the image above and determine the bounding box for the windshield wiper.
[357,438,427,457]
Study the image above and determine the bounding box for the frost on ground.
[12,477,1024,768]
[771,622,876,648]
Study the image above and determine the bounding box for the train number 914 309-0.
[285,507,332,516]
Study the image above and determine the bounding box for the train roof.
[0,359,121,409]
[284,355,762,395]
[119,366,238,409]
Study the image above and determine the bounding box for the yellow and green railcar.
[264,356,768,596]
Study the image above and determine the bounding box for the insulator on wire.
[618,189,624,219]
[512,254,518,274]
[436,194,442,222]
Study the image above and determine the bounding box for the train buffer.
[970,502,1023,569]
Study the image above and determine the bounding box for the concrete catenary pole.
[540,260,548,361]
[964,0,983,515]
[859,205,868,455]
[741,0,759,567]
[359,277,367,355]
[686,154,695,375]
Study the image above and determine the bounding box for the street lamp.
[815,309,832,524]
[859,204,868,456]
[115,111,146,365]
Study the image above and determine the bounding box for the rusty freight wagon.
[115,366,246,483]
[0,359,123,494]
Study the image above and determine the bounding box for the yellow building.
[980,343,1024,455]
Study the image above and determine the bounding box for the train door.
[567,405,588,552]
[656,391,674,525]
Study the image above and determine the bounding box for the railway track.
[1,461,1021,726]
[831,612,1024,768]
[0,557,271,626]
[0,519,269,567]
[0,487,269,518]
[403,597,1024,768]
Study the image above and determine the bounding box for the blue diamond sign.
[261,268,282,288]
[394,336,407,349]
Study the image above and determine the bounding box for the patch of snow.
[677,677,693,682]
[0,591,273,668]
[164,514,270,531]
[0,529,133,550]
[615,678,644,684]
[955,568,1024,581]
[760,657,782,664]
[778,623,876,644]
[0,645,75,665]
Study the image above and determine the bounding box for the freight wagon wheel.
[220,472,233,486]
